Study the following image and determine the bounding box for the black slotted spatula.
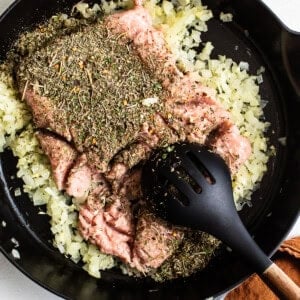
[142,143,300,299]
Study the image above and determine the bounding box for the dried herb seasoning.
[15,17,168,170]
[151,231,220,281]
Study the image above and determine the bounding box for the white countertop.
[0,0,299,299]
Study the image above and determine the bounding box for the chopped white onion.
[11,249,21,259]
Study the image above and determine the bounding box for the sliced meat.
[66,154,92,200]
[106,4,251,172]
[79,198,183,272]
[18,3,250,174]
[131,209,184,271]
[106,6,180,85]
[25,89,72,141]
[106,7,216,103]
[112,113,180,170]
[103,196,133,235]
[208,121,252,173]
[16,19,167,173]
[166,99,230,145]
[119,169,142,201]
[79,195,133,263]
[36,131,77,190]
[66,154,110,202]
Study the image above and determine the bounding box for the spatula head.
[142,143,276,276]
[141,143,236,230]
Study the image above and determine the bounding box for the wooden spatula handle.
[261,263,300,299]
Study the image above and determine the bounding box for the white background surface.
[0,0,299,299]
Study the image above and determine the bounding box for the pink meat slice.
[36,131,77,190]
[119,168,142,201]
[66,154,110,202]
[167,99,231,144]
[103,196,133,235]
[79,169,183,272]
[106,4,251,172]
[79,195,133,263]
[66,154,92,200]
[131,209,184,271]
[209,121,252,173]
[106,6,216,104]
[109,113,179,177]
[26,89,72,141]
[118,170,183,271]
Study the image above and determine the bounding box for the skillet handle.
[260,263,300,299]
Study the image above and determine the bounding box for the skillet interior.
[0,0,299,299]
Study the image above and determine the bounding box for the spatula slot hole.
[172,165,202,194]
[166,183,190,206]
[187,152,215,184]
[157,173,169,189]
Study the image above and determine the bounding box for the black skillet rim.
[0,0,300,299]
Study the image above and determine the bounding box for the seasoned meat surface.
[36,131,77,190]
[79,196,133,263]
[17,5,251,174]
[132,208,184,271]
[80,196,184,272]
[27,90,72,141]
[105,4,251,172]
[12,0,251,276]
[66,154,92,200]
[17,19,168,172]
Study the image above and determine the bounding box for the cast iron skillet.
[0,0,299,299]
